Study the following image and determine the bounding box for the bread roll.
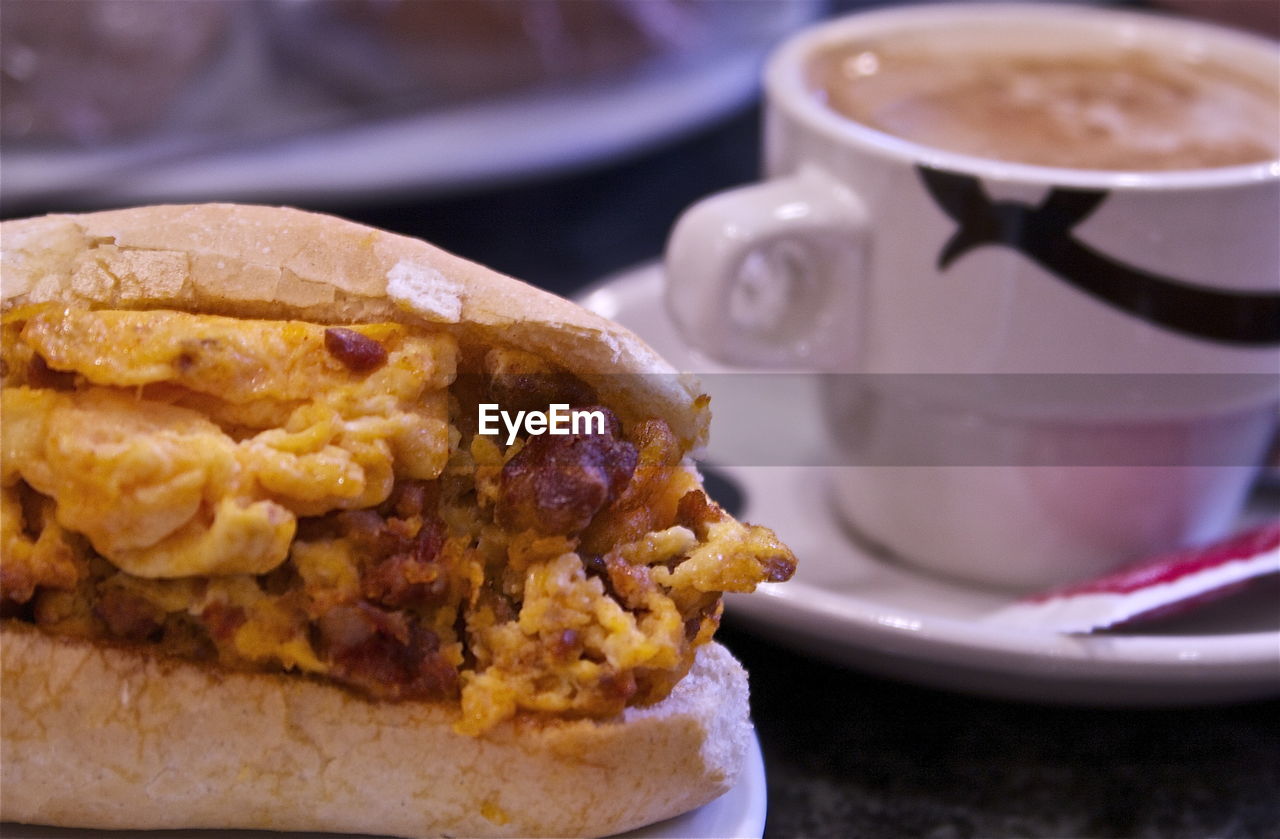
[0,204,794,838]
[1,624,751,837]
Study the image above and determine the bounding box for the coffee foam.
[810,42,1280,171]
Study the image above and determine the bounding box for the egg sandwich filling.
[1,306,794,734]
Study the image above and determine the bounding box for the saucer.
[0,727,765,839]
[577,262,1280,705]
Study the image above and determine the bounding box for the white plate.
[0,726,766,839]
[578,262,1280,705]
[1,3,818,207]
[621,730,766,839]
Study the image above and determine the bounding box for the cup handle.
[664,165,869,368]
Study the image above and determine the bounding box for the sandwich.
[0,204,796,838]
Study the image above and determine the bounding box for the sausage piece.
[316,602,457,700]
[497,408,637,535]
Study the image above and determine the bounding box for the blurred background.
[2,0,1274,298]
[2,2,1278,838]
[1,0,824,274]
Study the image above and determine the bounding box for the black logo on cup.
[918,166,1280,346]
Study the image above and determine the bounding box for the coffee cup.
[664,3,1280,590]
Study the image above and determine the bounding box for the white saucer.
[578,262,1280,706]
[0,728,765,839]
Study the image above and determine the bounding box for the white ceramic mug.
[664,3,1280,590]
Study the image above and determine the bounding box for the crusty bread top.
[0,203,708,446]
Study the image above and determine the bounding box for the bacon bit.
[95,588,164,642]
[603,553,655,610]
[760,554,797,583]
[323,327,388,372]
[200,601,247,642]
[388,481,435,520]
[336,509,391,547]
[630,419,683,468]
[579,553,631,607]
[579,418,686,556]
[497,408,637,535]
[482,347,596,414]
[676,490,725,539]
[489,372,596,415]
[0,565,37,606]
[362,517,450,610]
[475,586,517,625]
[551,628,581,660]
[171,338,217,375]
[337,508,421,562]
[596,667,638,703]
[684,595,723,642]
[316,602,458,700]
[331,483,454,611]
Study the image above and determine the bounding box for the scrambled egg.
[3,310,452,577]
[1,306,795,734]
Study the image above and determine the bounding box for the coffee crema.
[809,43,1280,171]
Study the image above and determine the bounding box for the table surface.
[6,25,1279,839]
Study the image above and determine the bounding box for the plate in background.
[1,2,819,208]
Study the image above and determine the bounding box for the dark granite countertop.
[720,622,1280,839]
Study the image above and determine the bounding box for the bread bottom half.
[0,624,752,838]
